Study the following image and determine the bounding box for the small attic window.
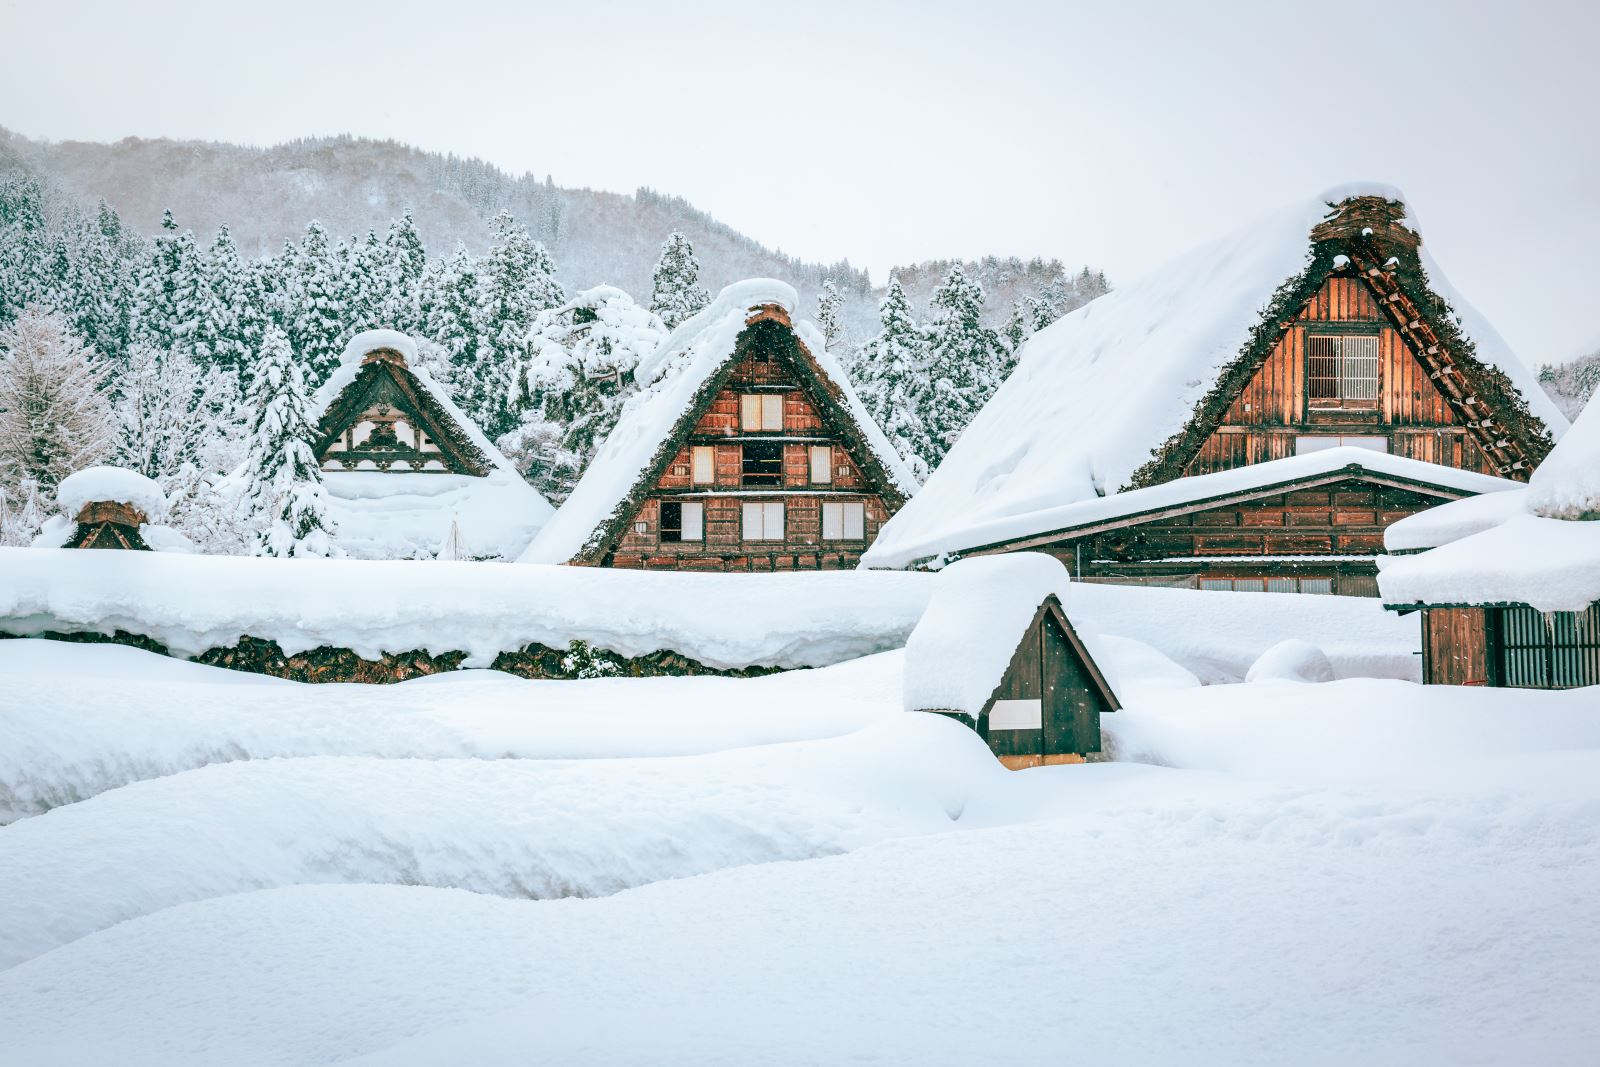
[742,441,784,486]
[740,394,785,432]
[1308,334,1379,406]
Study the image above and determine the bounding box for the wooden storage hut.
[864,186,1566,595]
[904,554,1120,768]
[1380,394,1600,688]
[50,466,172,551]
[310,329,554,559]
[522,280,918,571]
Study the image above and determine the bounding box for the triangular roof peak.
[522,279,919,565]
[865,186,1566,570]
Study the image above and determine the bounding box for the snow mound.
[1096,635,1200,695]
[0,640,904,822]
[55,466,168,521]
[1245,639,1335,683]
[338,328,417,368]
[0,715,998,970]
[1527,392,1600,520]
[903,553,1073,716]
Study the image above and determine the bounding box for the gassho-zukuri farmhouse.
[862,184,1567,598]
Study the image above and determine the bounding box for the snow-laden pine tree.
[197,224,252,376]
[922,264,1008,466]
[468,212,565,438]
[382,210,427,331]
[0,172,50,328]
[508,287,667,502]
[50,207,135,362]
[134,210,212,359]
[238,324,338,557]
[648,231,710,330]
[0,307,117,501]
[816,280,845,350]
[853,276,930,480]
[115,342,247,549]
[1002,299,1032,354]
[340,230,389,338]
[285,221,345,387]
[417,243,479,390]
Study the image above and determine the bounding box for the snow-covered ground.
[1,640,1595,1065]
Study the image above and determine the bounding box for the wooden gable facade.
[314,348,491,476]
[1132,197,1554,489]
[921,595,1120,770]
[591,308,908,571]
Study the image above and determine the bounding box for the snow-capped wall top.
[337,328,417,369]
[57,466,168,522]
[1527,393,1600,520]
[863,187,1566,570]
[522,278,914,565]
[903,553,1076,717]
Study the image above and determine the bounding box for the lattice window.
[739,393,785,431]
[1496,605,1600,689]
[1308,334,1380,404]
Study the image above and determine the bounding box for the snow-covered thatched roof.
[312,330,554,560]
[1380,395,1600,612]
[57,466,168,522]
[863,184,1566,571]
[522,280,919,565]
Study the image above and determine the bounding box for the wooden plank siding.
[986,476,1457,597]
[1189,275,1497,478]
[1420,606,1493,686]
[608,351,896,571]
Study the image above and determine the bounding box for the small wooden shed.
[1380,392,1600,689]
[905,554,1121,769]
[54,466,169,551]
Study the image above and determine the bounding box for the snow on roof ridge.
[337,328,417,368]
[634,278,798,386]
[56,466,168,522]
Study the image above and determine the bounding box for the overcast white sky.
[2,0,1596,362]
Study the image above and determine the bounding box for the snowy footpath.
[1,639,1597,1065]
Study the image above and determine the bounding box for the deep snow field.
[2,638,1598,1065]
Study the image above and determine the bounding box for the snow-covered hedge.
[0,548,933,670]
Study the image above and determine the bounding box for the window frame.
[1306,331,1381,409]
[691,445,715,485]
[1294,434,1390,455]
[742,501,785,541]
[739,392,785,432]
[822,500,866,541]
[741,441,785,486]
[809,445,833,484]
